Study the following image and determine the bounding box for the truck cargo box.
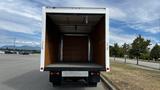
[40,8,109,71]
[40,7,109,86]
[40,7,109,72]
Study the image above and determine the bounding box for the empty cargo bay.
[44,13,106,71]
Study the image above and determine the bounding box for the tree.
[110,43,129,58]
[128,49,134,59]
[140,53,150,60]
[118,47,124,57]
[122,43,130,63]
[113,43,120,57]
[131,35,151,65]
[109,43,120,60]
[150,44,160,61]
[109,46,114,57]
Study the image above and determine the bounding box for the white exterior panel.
[45,7,106,14]
[40,7,46,72]
[105,8,110,72]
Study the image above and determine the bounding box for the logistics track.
[0,54,109,90]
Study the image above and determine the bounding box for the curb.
[100,74,119,90]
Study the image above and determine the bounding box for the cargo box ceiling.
[46,14,104,33]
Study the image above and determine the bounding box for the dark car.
[19,51,30,55]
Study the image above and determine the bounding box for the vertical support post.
[88,36,91,62]
[60,35,63,61]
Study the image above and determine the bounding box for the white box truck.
[40,7,109,86]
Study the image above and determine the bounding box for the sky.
[0,0,159,47]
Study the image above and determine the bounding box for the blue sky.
[0,0,159,47]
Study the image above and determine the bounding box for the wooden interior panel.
[63,36,88,62]
[45,16,60,66]
[91,16,105,65]
[45,32,51,66]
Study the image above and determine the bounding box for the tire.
[88,82,97,87]
[52,81,61,86]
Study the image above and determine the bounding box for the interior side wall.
[91,16,105,66]
[45,15,60,66]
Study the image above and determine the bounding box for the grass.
[101,61,160,90]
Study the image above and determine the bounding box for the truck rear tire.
[88,82,97,87]
[52,81,61,86]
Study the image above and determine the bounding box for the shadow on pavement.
[2,70,88,90]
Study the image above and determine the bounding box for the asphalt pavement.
[0,54,108,90]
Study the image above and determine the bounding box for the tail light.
[50,72,60,76]
[90,72,100,76]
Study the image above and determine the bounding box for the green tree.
[140,53,150,60]
[109,46,114,57]
[122,43,130,63]
[112,43,120,57]
[131,35,151,64]
[118,47,124,57]
[150,44,160,61]
[122,43,130,54]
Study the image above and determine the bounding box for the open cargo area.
[44,12,106,71]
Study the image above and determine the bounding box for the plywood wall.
[91,16,105,66]
[44,16,60,66]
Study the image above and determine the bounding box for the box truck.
[40,7,109,86]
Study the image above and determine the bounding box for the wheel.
[52,81,61,86]
[88,82,97,87]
